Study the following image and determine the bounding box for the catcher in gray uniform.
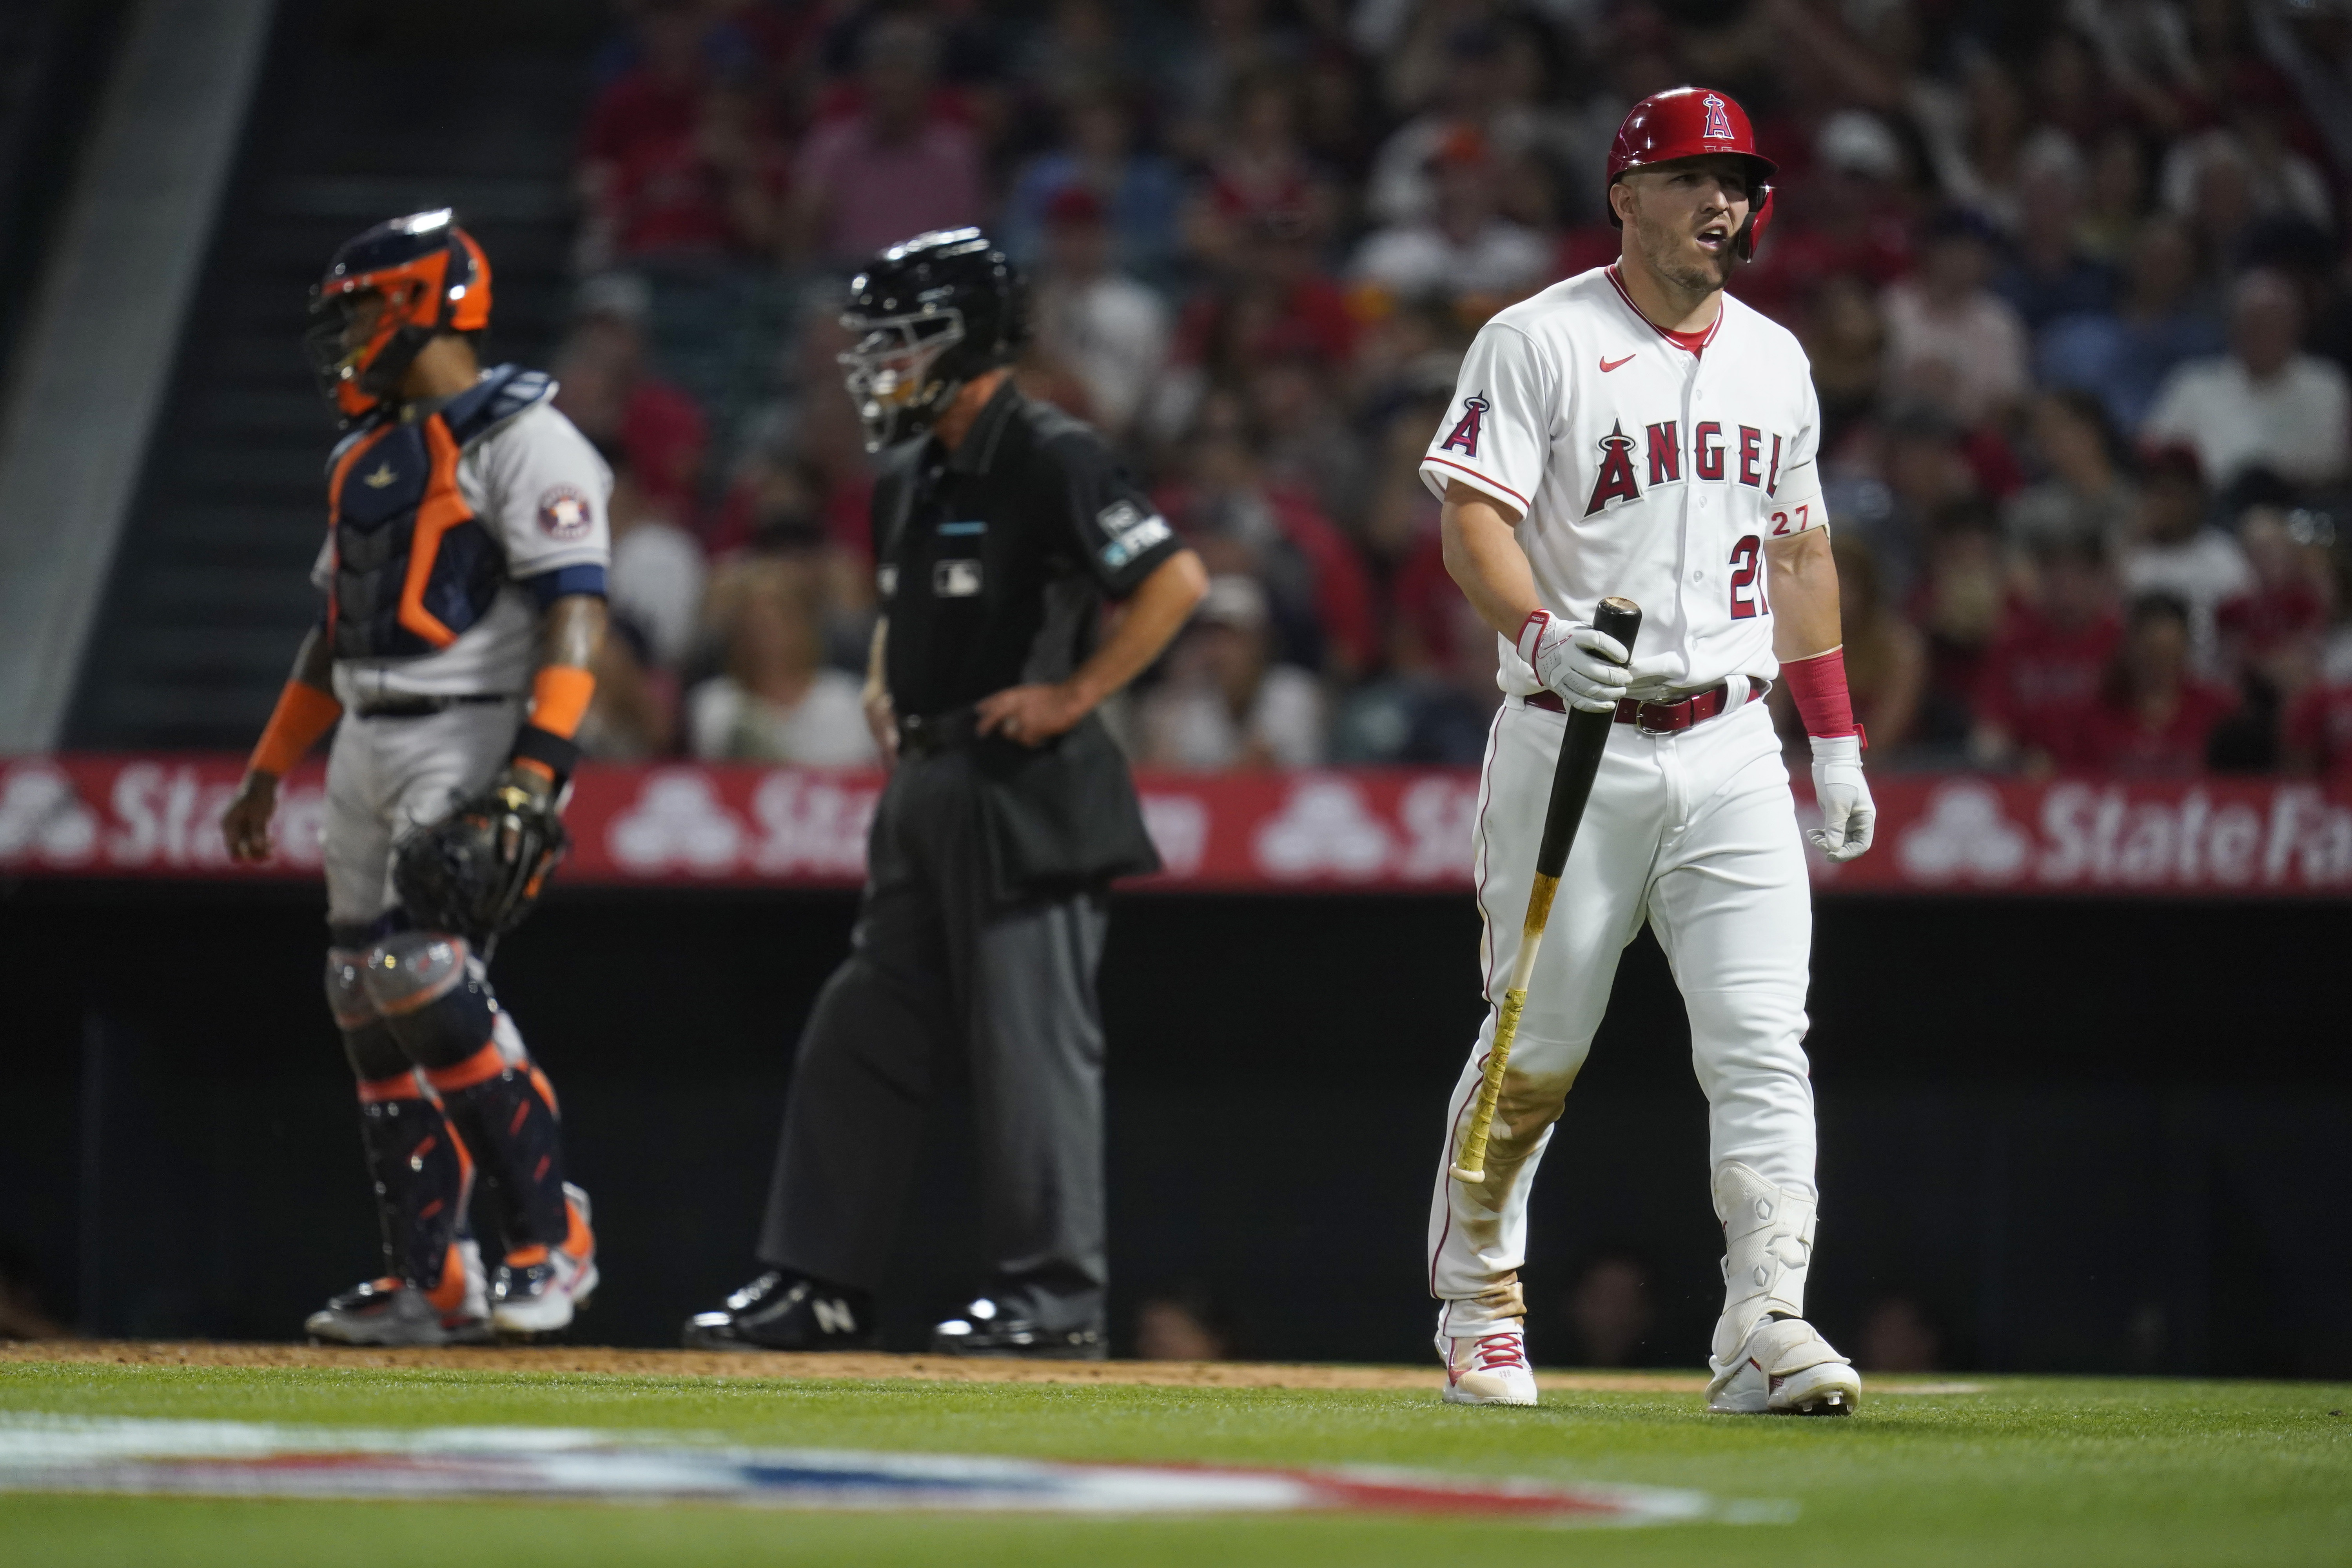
[221,211,611,1344]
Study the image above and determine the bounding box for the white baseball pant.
[323,699,522,927]
[1428,690,1818,1335]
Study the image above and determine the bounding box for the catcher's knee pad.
[326,946,409,1081]
[358,931,496,1071]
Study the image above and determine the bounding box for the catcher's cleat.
[1437,1323,1539,1406]
[929,1298,1106,1360]
[307,1238,489,1346]
[682,1270,877,1352]
[1706,1315,1860,1415]
[490,1183,597,1336]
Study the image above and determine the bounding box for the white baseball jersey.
[1419,265,1826,698]
[311,377,612,708]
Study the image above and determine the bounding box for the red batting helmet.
[1606,87,1777,260]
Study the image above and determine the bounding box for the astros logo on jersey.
[1702,94,1734,140]
[1441,393,1490,457]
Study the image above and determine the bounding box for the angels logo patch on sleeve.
[537,485,593,541]
[1440,393,1490,457]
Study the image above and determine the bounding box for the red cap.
[1606,86,1777,259]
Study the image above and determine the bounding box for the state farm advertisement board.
[4,754,2351,898]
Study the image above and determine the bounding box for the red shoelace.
[1467,1332,1527,1372]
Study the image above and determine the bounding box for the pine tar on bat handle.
[1450,595,1642,1185]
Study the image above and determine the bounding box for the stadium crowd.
[557,0,2352,785]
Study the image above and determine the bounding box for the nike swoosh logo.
[1600,354,1635,372]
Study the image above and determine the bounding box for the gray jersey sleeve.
[459,401,614,580]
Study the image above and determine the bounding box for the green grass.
[4,1361,2349,1566]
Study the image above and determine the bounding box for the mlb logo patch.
[933,559,983,597]
[537,485,593,541]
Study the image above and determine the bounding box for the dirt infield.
[0,1339,1710,1393]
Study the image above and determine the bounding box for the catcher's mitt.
[392,782,568,943]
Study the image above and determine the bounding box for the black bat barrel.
[1534,596,1642,879]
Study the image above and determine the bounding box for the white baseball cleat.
[490,1183,597,1336]
[1437,1325,1539,1406]
[1706,1315,1860,1415]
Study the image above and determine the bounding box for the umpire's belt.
[353,693,515,720]
[1525,681,1737,735]
[896,705,981,758]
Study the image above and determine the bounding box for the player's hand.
[976,681,1091,748]
[221,771,280,862]
[1807,734,1875,862]
[1518,610,1681,713]
[489,764,559,864]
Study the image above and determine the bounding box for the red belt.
[1524,681,1737,733]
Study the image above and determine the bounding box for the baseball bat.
[1449,595,1642,1185]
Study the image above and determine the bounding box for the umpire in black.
[686,230,1206,1358]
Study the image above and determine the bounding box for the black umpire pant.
[755,742,1111,1331]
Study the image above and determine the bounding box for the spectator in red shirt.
[786,17,985,266]
[2071,593,2238,776]
[588,73,789,263]
[1970,533,2123,771]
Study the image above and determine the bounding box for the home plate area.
[0,1414,1789,1524]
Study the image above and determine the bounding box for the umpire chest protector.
[325,366,549,660]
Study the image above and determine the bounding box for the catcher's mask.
[306,209,492,423]
[838,227,1025,451]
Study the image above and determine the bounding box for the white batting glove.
[1807,734,1875,862]
[1517,610,1679,714]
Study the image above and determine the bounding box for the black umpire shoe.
[930,1298,1107,1359]
[682,1270,877,1352]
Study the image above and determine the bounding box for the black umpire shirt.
[872,380,1183,894]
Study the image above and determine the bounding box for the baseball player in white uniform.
[1421,88,1876,1413]
[222,212,611,1344]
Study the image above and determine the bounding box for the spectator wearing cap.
[2038,216,2226,433]
[2069,593,2238,775]
[1348,128,1552,316]
[1001,95,1184,289]
[2142,269,2352,492]
[1138,574,1327,770]
[2004,389,2136,555]
[786,18,985,266]
[1027,187,1171,442]
[1880,209,2031,426]
[1971,534,2124,771]
[2116,444,2252,671]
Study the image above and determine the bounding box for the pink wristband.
[1781,647,1861,740]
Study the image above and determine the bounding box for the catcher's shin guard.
[331,945,473,1291]
[353,1073,474,1289]
[359,930,572,1252]
[430,1044,573,1254]
[1704,1161,1858,1415]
